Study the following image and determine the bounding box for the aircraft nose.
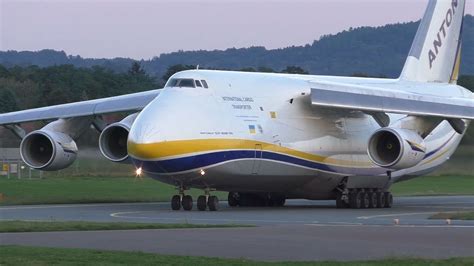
[127,120,160,160]
[127,104,163,160]
[127,111,183,175]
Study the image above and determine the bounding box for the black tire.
[384,192,393,208]
[208,196,219,211]
[376,192,385,208]
[336,193,347,208]
[263,194,272,207]
[368,192,377,208]
[171,195,181,211]
[228,192,239,207]
[239,193,254,207]
[349,191,362,209]
[197,195,207,211]
[274,196,286,207]
[361,192,370,209]
[182,195,193,211]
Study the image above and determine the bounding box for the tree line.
[1,63,474,114]
[0,63,312,113]
[0,63,473,146]
[0,63,156,113]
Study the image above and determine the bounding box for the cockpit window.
[166,78,196,88]
[166,79,178,87]
[177,79,195,88]
[165,78,209,88]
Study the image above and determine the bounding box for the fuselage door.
[252,144,263,175]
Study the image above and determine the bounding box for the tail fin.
[400,0,465,83]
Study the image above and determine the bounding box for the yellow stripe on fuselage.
[127,138,373,167]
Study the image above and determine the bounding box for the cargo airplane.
[1,0,472,211]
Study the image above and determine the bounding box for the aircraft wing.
[0,89,160,125]
[310,81,474,120]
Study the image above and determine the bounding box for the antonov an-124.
[1,0,472,211]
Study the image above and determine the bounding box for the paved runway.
[1,196,474,261]
[2,224,473,261]
[1,196,474,226]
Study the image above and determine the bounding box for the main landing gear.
[227,192,286,207]
[171,188,219,211]
[336,189,393,209]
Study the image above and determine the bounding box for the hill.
[1,15,473,79]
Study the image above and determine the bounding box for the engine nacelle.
[20,130,78,171]
[368,127,426,170]
[99,113,138,162]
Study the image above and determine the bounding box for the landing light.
[135,167,143,176]
[200,169,206,176]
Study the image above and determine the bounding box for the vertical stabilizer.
[400,0,465,83]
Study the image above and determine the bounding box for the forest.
[0,63,473,147]
[1,63,473,113]
[1,15,473,146]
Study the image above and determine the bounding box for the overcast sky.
[1,0,473,60]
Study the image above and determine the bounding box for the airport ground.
[1,246,472,266]
[0,149,473,264]
[0,196,473,263]
[0,175,473,206]
[1,191,474,263]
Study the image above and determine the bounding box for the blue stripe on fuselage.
[131,150,386,176]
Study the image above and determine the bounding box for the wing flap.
[310,81,474,120]
[0,90,160,125]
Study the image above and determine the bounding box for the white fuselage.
[127,70,467,200]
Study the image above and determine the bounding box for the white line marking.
[305,224,474,228]
[405,205,474,209]
[327,222,363,225]
[357,211,462,220]
[0,202,165,211]
[110,211,308,224]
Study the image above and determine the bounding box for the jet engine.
[368,127,426,170]
[20,130,78,171]
[99,113,138,162]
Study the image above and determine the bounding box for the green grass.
[0,221,252,233]
[429,211,474,220]
[0,246,472,266]
[0,176,226,205]
[391,175,474,196]
[434,146,474,176]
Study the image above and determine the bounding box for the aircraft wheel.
[349,191,362,209]
[182,195,193,211]
[208,195,219,211]
[367,192,377,208]
[336,193,348,208]
[376,192,386,208]
[197,195,207,211]
[274,196,286,207]
[228,192,239,207]
[239,193,251,207]
[361,192,370,209]
[384,192,393,208]
[171,195,181,211]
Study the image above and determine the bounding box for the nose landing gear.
[171,186,219,211]
[171,186,193,211]
[196,194,219,211]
